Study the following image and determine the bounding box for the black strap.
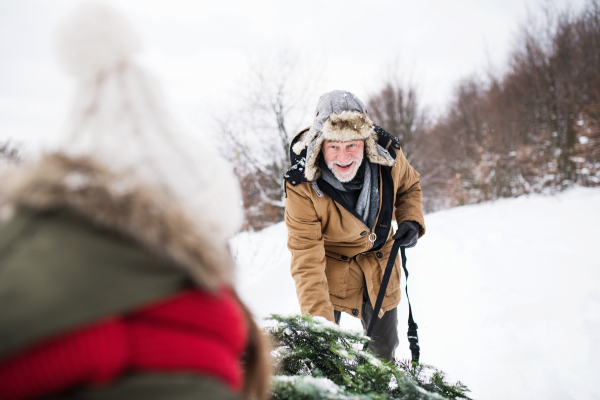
[401,247,420,363]
[364,240,420,363]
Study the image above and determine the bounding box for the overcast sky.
[0,0,586,151]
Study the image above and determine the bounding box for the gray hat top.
[309,90,367,136]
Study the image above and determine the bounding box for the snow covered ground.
[231,187,600,400]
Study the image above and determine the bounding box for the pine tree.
[266,314,471,400]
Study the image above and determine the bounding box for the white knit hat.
[55,3,243,243]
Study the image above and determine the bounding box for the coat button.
[360,231,367,236]
[376,252,383,258]
[352,309,359,316]
[341,255,348,261]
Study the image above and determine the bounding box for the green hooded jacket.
[0,154,242,400]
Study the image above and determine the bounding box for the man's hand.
[393,221,420,248]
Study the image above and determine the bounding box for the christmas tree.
[266,314,471,400]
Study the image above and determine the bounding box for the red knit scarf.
[0,288,247,400]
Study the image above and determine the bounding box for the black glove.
[393,221,420,248]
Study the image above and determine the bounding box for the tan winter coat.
[284,128,425,323]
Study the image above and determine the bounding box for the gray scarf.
[321,158,380,228]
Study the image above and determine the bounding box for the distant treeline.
[4,3,599,229]
[370,0,600,212]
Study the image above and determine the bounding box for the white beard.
[327,156,363,182]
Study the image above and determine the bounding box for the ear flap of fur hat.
[296,91,396,181]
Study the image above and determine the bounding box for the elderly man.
[284,90,425,361]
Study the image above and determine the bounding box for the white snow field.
[231,187,600,400]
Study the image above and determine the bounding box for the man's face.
[322,139,365,182]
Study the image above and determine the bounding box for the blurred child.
[0,4,269,400]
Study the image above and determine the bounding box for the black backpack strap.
[364,240,420,363]
[401,247,420,363]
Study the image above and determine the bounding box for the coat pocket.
[325,252,350,298]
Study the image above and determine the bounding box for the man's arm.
[284,182,335,322]
[393,150,426,238]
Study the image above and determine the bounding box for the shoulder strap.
[365,241,420,363]
[401,247,420,363]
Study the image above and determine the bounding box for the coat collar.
[0,153,233,291]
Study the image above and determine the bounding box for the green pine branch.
[264,314,471,400]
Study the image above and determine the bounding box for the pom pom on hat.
[56,3,141,79]
[53,2,244,251]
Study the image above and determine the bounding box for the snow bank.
[231,187,600,399]
[231,222,299,322]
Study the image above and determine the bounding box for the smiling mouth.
[335,162,354,171]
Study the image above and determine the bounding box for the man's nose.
[338,149,352,163]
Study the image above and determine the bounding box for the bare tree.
[367,78,427,163]
[366,78,458,212]
[215,48,321,230]
[0,141,20,163]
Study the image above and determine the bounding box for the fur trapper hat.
[292,90,395,181]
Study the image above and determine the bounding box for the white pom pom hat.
[54,3,244,245]
[56,3,141,80]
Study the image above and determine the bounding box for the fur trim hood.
[291,90,395,181]
[0,153,234,291]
